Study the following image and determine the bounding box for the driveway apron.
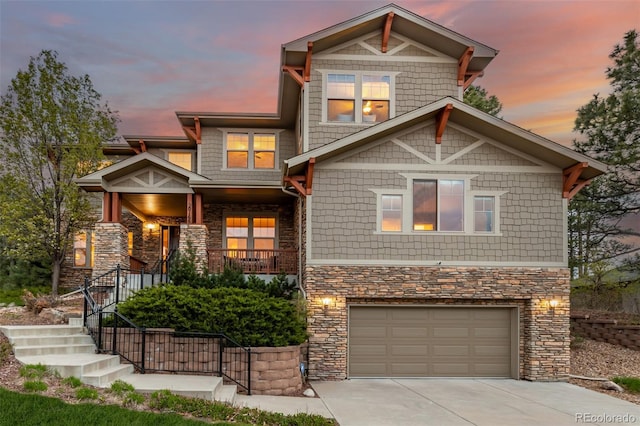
[312,379,640,426]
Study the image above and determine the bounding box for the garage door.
[349,306,516,378]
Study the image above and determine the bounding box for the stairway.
[0,318,237,403]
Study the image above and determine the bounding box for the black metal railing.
[81,264,251,394]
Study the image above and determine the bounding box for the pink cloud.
[46,12,75,28]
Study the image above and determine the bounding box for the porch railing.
[207,249,298,275]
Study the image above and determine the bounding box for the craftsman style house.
[73,4,605,381]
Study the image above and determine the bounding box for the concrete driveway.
[311,379,640,426]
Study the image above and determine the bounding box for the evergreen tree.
[463,85,503,117]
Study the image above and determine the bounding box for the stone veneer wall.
[571,315,640,350]
[179,224,208,267]
[304,265,570,381]
[92,223,129,278]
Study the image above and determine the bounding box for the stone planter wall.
[571,315,640,350]
[97,328,303,395]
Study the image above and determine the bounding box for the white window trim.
[222,212,279,249]
[162,149,195,171]
[220,129,281,171]
[317,69,399,124]
[370,174,506,235]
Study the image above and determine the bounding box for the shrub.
[117,285,307,347]
[75,387,99,400]
[612,376,640,394]
[23,380,48,392]
[20,363,48,379]
[62,376,83,388]
[0,341,11,364]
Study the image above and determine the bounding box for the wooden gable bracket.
[283,42,314,87]
[283,65,305,87]
[381,12,395,53]
[563,162,590,199]
[132,139,147,154]
[284,157,316,197]
[457,46,474,86]
[463,71,483,90]
[182,116,201,144]
[435,103,453,144]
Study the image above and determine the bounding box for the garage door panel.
[349,307,514,378]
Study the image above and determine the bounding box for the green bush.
[613,376,640,394]
[75,387,99,400]
[19,363,49,379]
[62,376,83,388]
[116,285,307,347]
[23,380,48,392]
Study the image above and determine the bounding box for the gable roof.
[76,152,211,192]
[283,97,607,181]
[178,4,498,132]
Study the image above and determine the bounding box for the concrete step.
[14,343,97,357]
[0,325,83,338]
[215,384,238,404]
[117,373,227,401]
[82,363,135,387]
[17,353,123,378]
[10,334,94,347]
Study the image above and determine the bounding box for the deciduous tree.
[0,50,119,295]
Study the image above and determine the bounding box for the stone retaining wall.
[99,328,303,395]
[571,315,640,350]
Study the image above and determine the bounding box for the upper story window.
[225,132,277,169]
[372,174,504,235]
[167,152,193,171]
[323,71,396,124]
[225,215,276,251]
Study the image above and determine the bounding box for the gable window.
[373,175,503,235]
[225,215,276,252]
[167,152,193,171]
[413,179,464,232]
[73,231,94,267]
[325,72,393,124]
[474,196,495,232]
[225,132,276,169]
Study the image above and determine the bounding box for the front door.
[161,225,180,271]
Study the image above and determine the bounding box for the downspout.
[280,186,305,299]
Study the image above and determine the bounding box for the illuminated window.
[128,231,134,256]
[326,73,391,123]
[167,152,192,170]
[381,195,402,232]
[225,132,276,169]
[413,180,464,232]
[73,231,94,267]
[225,216,276,254]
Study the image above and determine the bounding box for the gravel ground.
[1,304,639,406]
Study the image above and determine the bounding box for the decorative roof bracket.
[563,162,590,199]
[435,103,453,144]
[283,65,305,87]
[457,46,474,86]
[464,71,483,90]
[381,12,395,53]
[284,157,315,197]
[304,42,313,82]
[194,116,201,144]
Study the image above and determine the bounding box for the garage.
[348,306,518,378]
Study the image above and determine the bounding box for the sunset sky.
[1,0,638,146]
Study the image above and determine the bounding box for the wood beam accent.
[183,126,198,143]
[139,139,147,152]
[195,193,203,225]
[283,65,305,87]
[435,103,453,144]
[457,46,474,86]
[563,162,589,199]
[381,12,395,53]
[306,158,315,195]
[186,193,194,224]
[194,116,201,144]
[304,42,313,82]
[102,192,112,222]
[110,192,121,223]
[463,71,483,90]
[284,176,307,197]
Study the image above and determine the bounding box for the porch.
[207,248,298,275]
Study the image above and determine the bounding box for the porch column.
[179,223,208,270]
[102,192,122,223]
[92,222,130,278]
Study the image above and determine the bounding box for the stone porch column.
[179,224,208,271]
[92,222,130,278]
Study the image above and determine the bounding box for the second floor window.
[167,152,193,171]
[226,132,276,169]
[326,73,391,124]
[225,216,276,252]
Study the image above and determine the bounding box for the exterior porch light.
[146,222,158,231]
[322,297,333,312]
[549,299,559,310]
